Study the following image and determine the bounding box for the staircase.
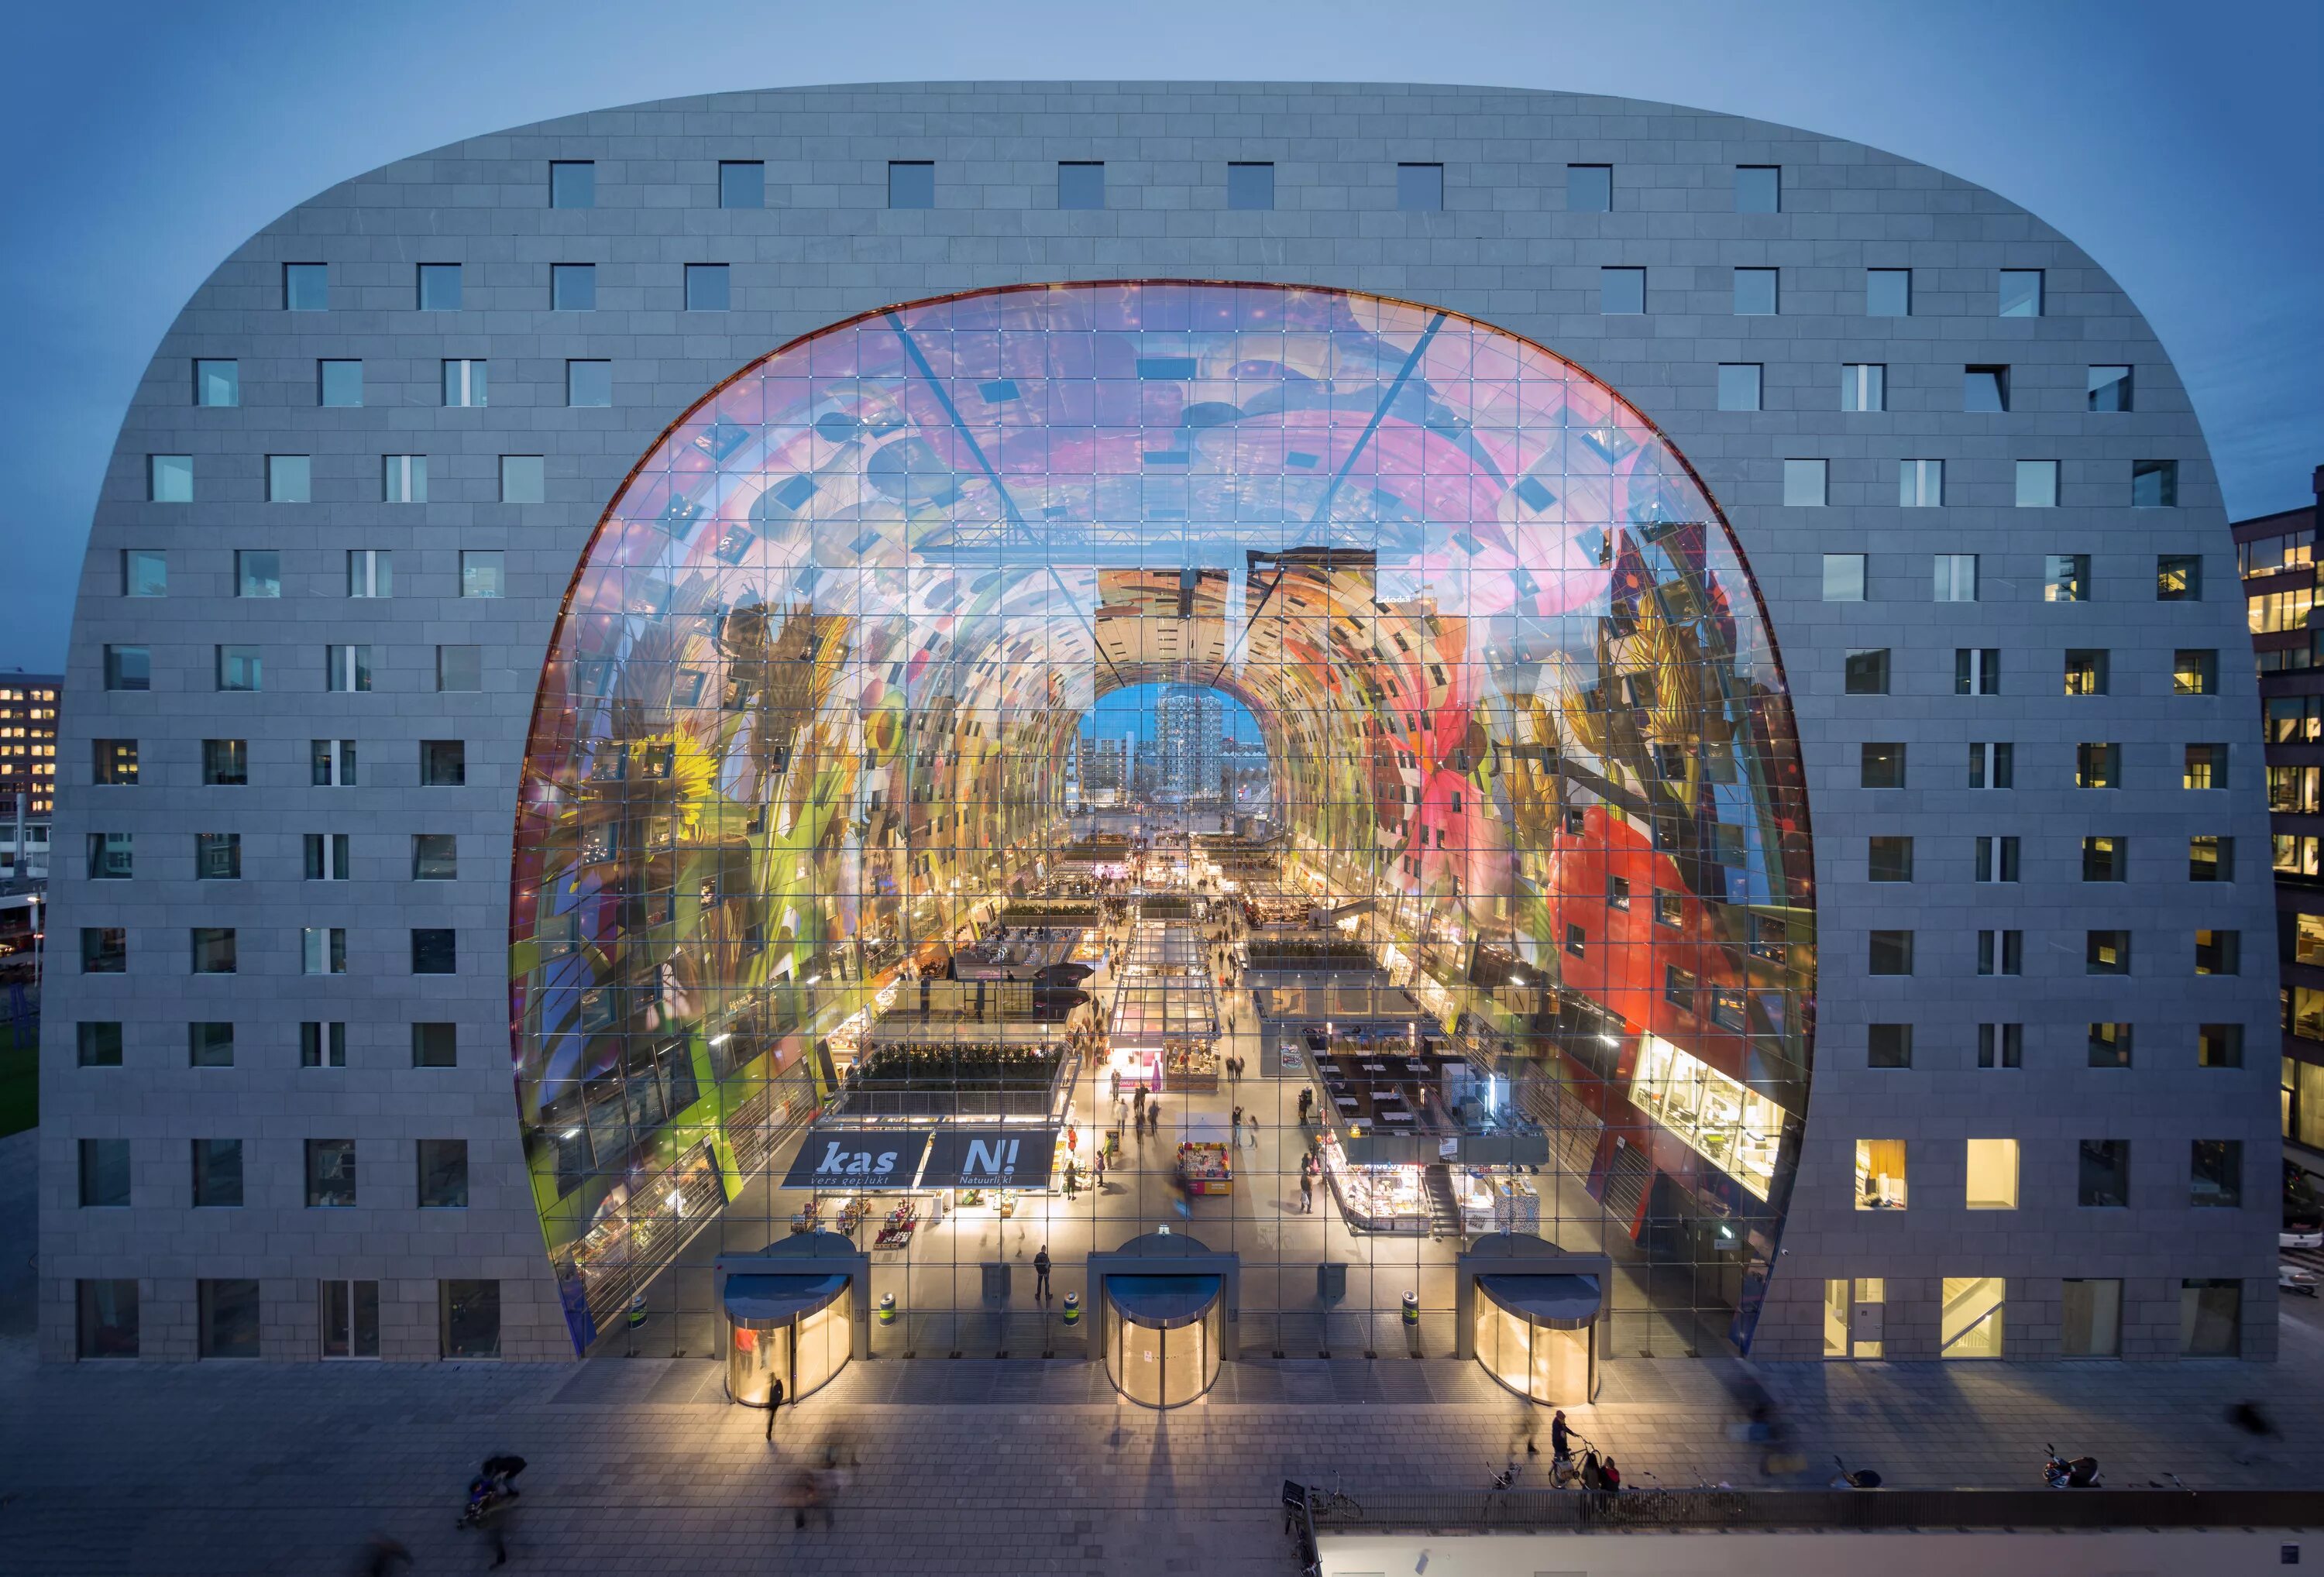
[1597,1142,1653,1240]
[1423,1163,1464,1239]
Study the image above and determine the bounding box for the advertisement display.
[779,1129,933,1191]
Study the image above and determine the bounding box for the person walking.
[1033,1244,1053,1302]
[1232,1103,1243,1139]
[1298,1171,1313,1213]
[1094,1146,1106,1187]
[1063,1160,1078,1201]
[765,1374,786,1441]
[1246,1111,1260,1149]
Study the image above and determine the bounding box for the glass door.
[321,1279,379,1359]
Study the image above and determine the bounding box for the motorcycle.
[2043,1444,2100,1489]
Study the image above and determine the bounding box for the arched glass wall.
[514,282,1815,1359]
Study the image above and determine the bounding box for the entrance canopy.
[1107,1273,1222,1330]
[1477,1273,1601,1331]
[724,1272,850,1331]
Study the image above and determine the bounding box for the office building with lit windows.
[42,84,2278,1374]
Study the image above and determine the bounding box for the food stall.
[1175,1115,1234,1195]
[1315,1130,1426,1233]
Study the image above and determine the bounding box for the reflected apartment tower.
[0,671,60,885]
[1156,686,1223,802]
[1078,734,1129,806]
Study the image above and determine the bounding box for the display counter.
[1164,1037,1219,1093]
[1177,1140,1232,1195]
[1317,1133,1426,1233]
[1453,1168,1539,1235]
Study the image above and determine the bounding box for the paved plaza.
[6,1129,2324,1574]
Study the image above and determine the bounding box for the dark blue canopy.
[1477,1273,1600,1331]
[1107,1273,1221,1330]
[724,1272,849,1331]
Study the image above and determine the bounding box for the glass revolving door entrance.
[1472,1273,1599,1405]
[724,1272,851,1406]
[1105,1274,1222,1408]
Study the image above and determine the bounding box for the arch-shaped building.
[43,84,2276,1366]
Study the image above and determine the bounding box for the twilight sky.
[1,0,2315,672]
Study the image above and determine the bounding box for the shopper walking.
[1232,1103,1243,1138]
[1299,1172,1313,1213]
[765,1375,786,1441]
[1063,1160,1078,1201]
[1033,1245,1053,1301]
[1246,1111,1260,1149]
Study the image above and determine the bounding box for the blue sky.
[2,0,2315,672]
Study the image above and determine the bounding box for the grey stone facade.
[40,82,2277,1363]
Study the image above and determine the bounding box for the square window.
[80,927,127,974]
[551,263,596,310]
[1866,1023,1912,1068]
[412,833,457,880]
[1844,648,1889,696]
[421,740,467,786]
[1867,836,1913,882]
[324,644,371,693]
[299,927,345,976]
[347,549,392,598]
[2188,834,2232,882]
[1566,163,1611,212]
[311,738,357,787]
[102,644,150,692]
[1598,267,1644,314]
[1940,1276,2005,1359]
[2155,555,2201,600]
[459,551,504,598]
[1964,365,2009,411]
[191,1140,242,1208]
[412,1022,459,1067]
[1396,162,1443,211]
[1783,459,1827,507]
[1057,162,1105,210]
[1822,553,1865,601]
[1662,964,1696,1012]
[2082,835,2125,881]
[215,646,261,692]
[719,160,765,209]
[267,455,311,503]
[1898,459,1943,507]
[1865,268,1910,317]
[2183,743,2225,790]
[2088,364,2133,412]
[1976,1022,2023,1069]
[566,359,612,406]
[122,548,167,598]
[235,550,280,600]
[442,359,487,407]
[887,160,934,209]
[500,455,545,503]
[411,928,457,974]
[191,927,236,974]
[1563,923,1586,959]
[1734,165,1779,212]
[548,160,595,208]
[301,1021,349,1068]
[2043,554,2089,603]
[2194,929,2240,976]
[418,1139,469,1208]
[2196,1022,2243,1067]
[321,1280,380,1360]
[2180,1279,2241,1357]
[417,263,462,311]
[1855,1138,1906,1209]
[95,739,140,785]
[436,645,483,692]
[2061,1280,2123,1358]
[1935,554,1978,602]
[1605,875,1631,911]
[1733,268,1777,315]
[1841,362,1885,411]
[2063,649,2108,696]
[306,1139,356,1208]
[1716,363,1762,411]
[1867,929,1913,975]
[148,455,192,503]
[201,738,247,785]
[318,359,362,407]
[194,832,240,881]
[78,1138,130,1206]
[1859,742,1904,788]
[2132,459,2178,507]
[2085,930,2130,976]
[2013,459,2059,508]
[76,1022,124,1067]
[77,1279,140,1358]
[382,455,426,503]
[194,359,239,407]
[2174,649,2217,695]
[441,1280,500,1359]
[2078,1139,2130,1206]
[2075,742,2119,789]
[1997,269,2044,318]
[1226,162,1274,210]
[284,263,328,311]
[684,264,728,311]
[1961,1142,2017,1217]
[304,833,350,881]
[1975,929,2023,976]
[1974,836,2020,883]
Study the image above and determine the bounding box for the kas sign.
[920,1127,1061,1190]
[780,1128,932,1191]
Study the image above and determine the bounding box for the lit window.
[2173,649,2216,695]
[1940,1277,2004,1359]
[1855,1139,1906,1209]
[2182,743,2224,790]
[2044,554,2089,602]
[2155,555,2200,600]
[2188,835,2233,882]
[2085,931,2130,976]
[2081,835,2124,882]
[2062,649,2108,696]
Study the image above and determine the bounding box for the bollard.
[878,1292,896,1325]
[626,1292,648,1330]
[1062,1291,1081,1326]
[1402,1290,1421,1355]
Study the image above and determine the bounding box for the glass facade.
[514,281,1816,1358]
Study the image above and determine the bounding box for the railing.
[1305,1485,2324,1532]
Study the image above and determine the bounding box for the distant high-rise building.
[0,671,59,885]
[1157,685,1224,801]
[1078,734,1129,804]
